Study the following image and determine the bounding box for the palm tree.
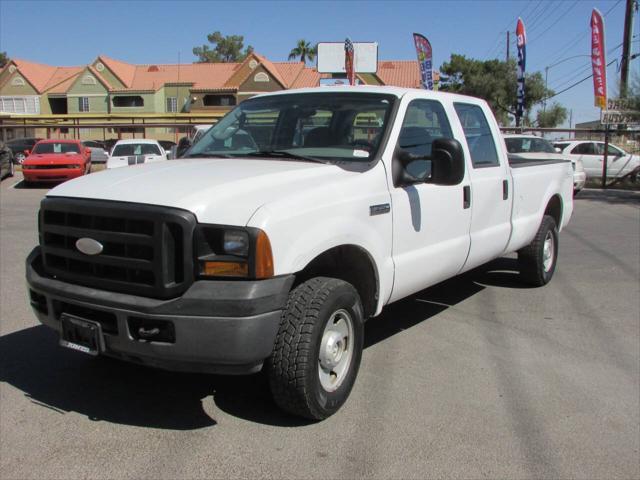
[288,40,317,64]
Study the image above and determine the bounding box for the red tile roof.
[4,55,429,94]
[376,60,422,89]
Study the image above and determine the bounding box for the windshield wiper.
[243,150,327,163]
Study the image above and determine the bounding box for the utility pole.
[506,31,510,61]
[620,0,636,98]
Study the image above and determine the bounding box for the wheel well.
[544,194,563,227]
[295,245,378,319]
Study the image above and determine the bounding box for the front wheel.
[268,277,364,420]
[518,215,558,286]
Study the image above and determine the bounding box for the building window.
[112,96,144,107]
[254,72,269,82]
[166,97,178,112]
[11,76,26,86]
[81,75,97,85]
[203,94,236,106]
[0,96,40,114]
[78,97,90,112]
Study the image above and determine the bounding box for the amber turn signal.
[202,261,248,277]
[255,230,274,279]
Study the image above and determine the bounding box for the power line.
[548,42,624,91]
[543,58,620,102]
[527,1,559,34]
[543,0,624,69]
[529,0,580,43]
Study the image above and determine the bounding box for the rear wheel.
[518,215,558,286]
[268,277,364,420]
[8,160,14,178]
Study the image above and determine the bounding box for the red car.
[22,140,91,185]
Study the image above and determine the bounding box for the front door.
[388,98,472,303]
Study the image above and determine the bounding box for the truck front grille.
[39,197,196,299]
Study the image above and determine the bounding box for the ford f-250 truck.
[26,87,573,420]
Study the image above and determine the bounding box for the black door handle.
[463,185,471,209]
[503,179,509,200]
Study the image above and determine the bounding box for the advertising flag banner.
[344,38,355,86]
[413,33,434,90]
[516,18,526,121]
[590,8,607,109]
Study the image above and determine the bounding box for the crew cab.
[26,87,573,420]
[21,139,91,185]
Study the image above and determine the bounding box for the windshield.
[112,143,162,156]
[185,92,397,162]
[33,142,80,154]
[505,137,556,154]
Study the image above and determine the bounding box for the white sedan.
[107,139,167,169]
[553,140,639,180]
[504,134,586,193]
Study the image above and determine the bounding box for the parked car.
[82,141,109,164]
[21,139,91,185]
[6,137,42,164]
[553,140,640,180]
[106,139,167,169]
[172,125,212,158]
[504,134,586,193]
[0,141,14,180]
[26,86,573,420]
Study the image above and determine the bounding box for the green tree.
[193,32,253,63]
[0,52,8,68]
[288,40,316,64]
[439,54,555,125]
[536,103,568,128]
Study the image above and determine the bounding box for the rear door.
[570,142,599,176]
[452,102,512,272]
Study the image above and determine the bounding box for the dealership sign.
[600,98,640,125]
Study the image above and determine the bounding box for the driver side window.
[397,99,453,157]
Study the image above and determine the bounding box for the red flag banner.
[344,38,355,86]
[590,8,607,109]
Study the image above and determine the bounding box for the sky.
[0,0,638,126]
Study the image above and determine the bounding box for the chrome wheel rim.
[318,309,354,392]
[15,153,24,164]
[543,231,554,272]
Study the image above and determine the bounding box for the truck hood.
[47,158,354,225]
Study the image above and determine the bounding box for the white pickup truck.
[26,87,573,419]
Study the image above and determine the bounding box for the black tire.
[8,160,14,178]
[518,215,558,286]
[268,277,364,420]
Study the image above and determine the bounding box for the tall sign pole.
[515,18,526,127]
[620,0,636,98]
[413,33,434,90]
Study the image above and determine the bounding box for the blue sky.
[0,0,637,125]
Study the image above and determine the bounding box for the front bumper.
[23,167,84,183]
[26,247,294,374]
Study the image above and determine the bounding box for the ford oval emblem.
[76,238,104,256]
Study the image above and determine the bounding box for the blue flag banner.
[516,18,526,121]
[413,33,433,90]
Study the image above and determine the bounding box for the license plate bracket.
[59,313,105,356]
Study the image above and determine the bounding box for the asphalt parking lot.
[1,173,638,479]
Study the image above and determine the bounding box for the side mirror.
[429,138,465,186]
[176,136,192,158]
[392,149,431,187]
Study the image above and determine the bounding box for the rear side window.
[454,103,499,167]
[571,143,596,155]
[397,99,453,157]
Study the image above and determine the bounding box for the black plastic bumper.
[26,247,294,374]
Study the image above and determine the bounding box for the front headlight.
[194,225,273,279]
